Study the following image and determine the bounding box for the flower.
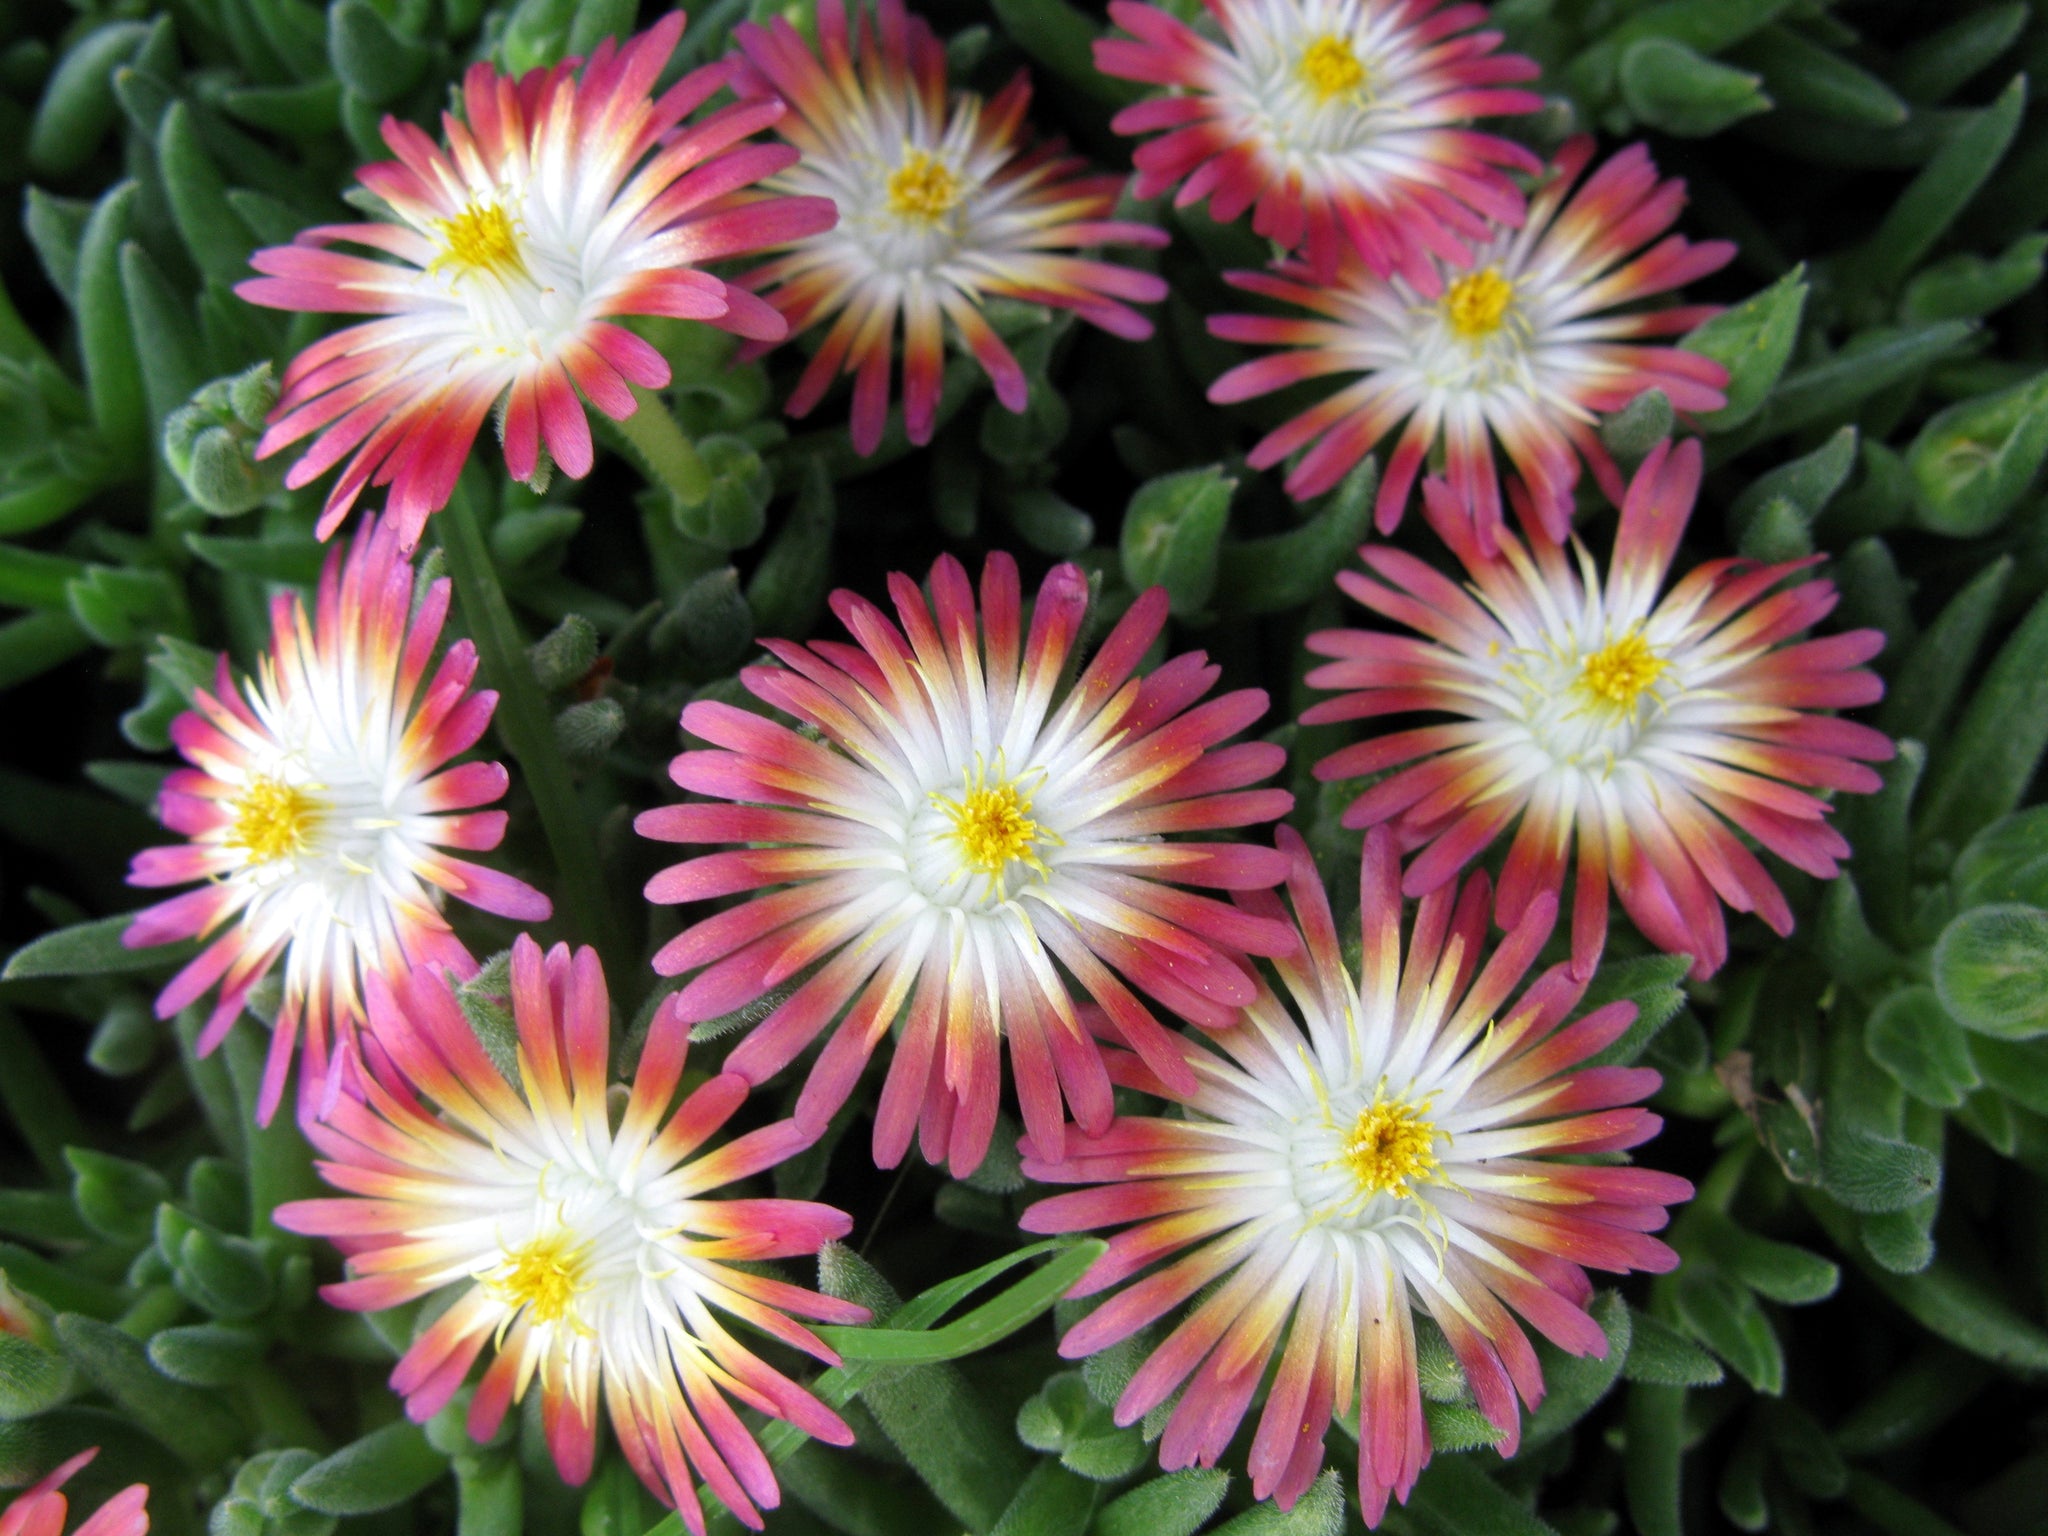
[238,13,834,547]
[1303,438,1894,979]
[637,551,1297,1176]
[1095,0,1543,283]
[731,0,1169,454]
[0,1450,148,1536]
[124,517,550,1122]
[276,936,867,1535]
[1208,137,1735,546]
[1022,825,1691,1523]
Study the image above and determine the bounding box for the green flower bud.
[652,566,753,674]
[554,697,626,762]
[163,363,282,516]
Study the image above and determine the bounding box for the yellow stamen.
[491,1231,589,1327]
[1442,268,1515,339]
[936,766,1048,879]
[226,776,324,867]
[886,150,965,223]
[434,200,526,278]
[1340,1091,1439,1200]
[1578,630,1668,711]
[1299,34,1368,102]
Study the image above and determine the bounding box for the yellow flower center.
[434,200,526,278]
[886,150,965,223]
[1578,630,1669,711]
[1340,1094,1439,1200]
[1299,34,1368,102]
[1442,268,1516,339]
[226,776,324,867]
[491,1231,589,1327]
[937,768,1047,879]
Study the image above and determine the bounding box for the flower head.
[0,1450,148,1536]
[637,552,1296,1175]
[1096,0,1543,283]
[1210,137,1734,546]
[731,0,1169,454]
[124,517,550,1122]
[1304,439,1894,979]
[239,14,834,546]
[1023,826,1691,1523]
[277,936,867,1535]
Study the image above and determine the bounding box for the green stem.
[439,474,631,984]
[615,385,712,507]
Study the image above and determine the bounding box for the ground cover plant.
[2,1,2047,1534]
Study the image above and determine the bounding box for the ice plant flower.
[1209,136,1735,546]
[731,0,1169,454]
[638,551,1297,1176]
[1303,439,1893,979]
[276,936,867,1535]
[1024,825,1691,1522]
[1095,0,1543,283]
[0,1450,148,1536]
[238,13,834,547]
[123,518,550,1121]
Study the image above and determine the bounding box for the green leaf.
[26,22,153,179]
[1762,1399,1846,1499]
[67,1147,168,1243]
[1209,1470,1342,1536]
[1932,903,2048,1039]
[1094,1469,1230,1536]
[1121,466,1234,615]
[1683,269,1806,430]
[1420,1400,1506,1453]
[1730,426,1857,556]
[746,459,835,639]
[1578,954,1692,1067]
[147,1323,262,1387]
[1764,321,1980,439]
[75,183,146,479]
[1892,2,2028,104]
[987,1462,1095,1536]
[328,0,436,107]
[289,1421,449,1515]
[1215,456,1378,615]
[1674,1274,1783,1393]
[1623,1384,1687,1536]
[53,1312,243,1468]
[1867,986,1981,1108]
[1404,1454,1552,1536]
[1621,1314,1726,1387]
[987,0,1142,107]
[1619,38,1771,137]
[157,102,259,291]
[1735,26,1905,127]
[1821,1130,1943,1213]
[1695,1212,1840,1305]
[0,1332,70,1420]
[1907,369,2048,535]
[818,1240,1105,1362]
[3,913,194,981]
[1845,75,2026,294]
[1902,234,2048,322]
[1919,582,2048,845]
[1522,1291,1633,1447]
[1878,556,2010,742]
[120,241,207,435]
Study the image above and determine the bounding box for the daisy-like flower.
[1023,825,1691,1523]
[730,0,1169,454]
[1304,439,1893,980]
[276,936,867,1535]
[123,517,550,1121]
[1209,136,1734,547]
[637,551,1296,1176]
[239,13,834,547]
[0,1450,148,1536]
[1096,0,1543,284]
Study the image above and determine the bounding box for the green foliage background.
[2,0,2048,1533]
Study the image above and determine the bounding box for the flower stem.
[439,473,631,983]
[615,385,713,507]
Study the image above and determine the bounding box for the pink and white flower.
[1304,439,1894,980]
[1025,826,1691,1523]
[732,0,1168,454]
[123,517,550,1122]
[1209,137,1733,546]
[239,13,834,546]
[277,936,867,1535]
[1096,0,1543,283]
[0,1450,148,1536]
[638,552,1296,1176]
